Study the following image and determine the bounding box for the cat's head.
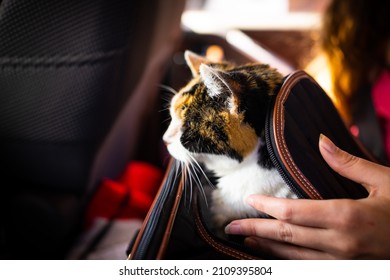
[163,50,282,168]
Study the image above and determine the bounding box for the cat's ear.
[184,50,212,77]
[199,64,240,99]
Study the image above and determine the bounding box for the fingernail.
[319,134,336,154]
[246,195,255,205]
[225,222,241,235]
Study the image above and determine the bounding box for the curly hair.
[321,0,390,122]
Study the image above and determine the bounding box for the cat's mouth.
[165,140,191,163]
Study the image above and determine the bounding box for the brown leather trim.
[193,200,260,260]
[128,158,177,260]
[273,70,322,199]
[156,171,185,259]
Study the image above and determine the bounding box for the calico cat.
[163,50,297,229]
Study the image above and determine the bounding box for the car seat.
[0,0,184,259]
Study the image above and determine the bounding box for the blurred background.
[0,0,332,260]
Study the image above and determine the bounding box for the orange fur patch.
[219,111,258,157]
[173,94,193,120]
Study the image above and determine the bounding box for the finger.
[244,237,336,260]
[225,217,337,253]
[245,194,350,228]
[319,134,390,192]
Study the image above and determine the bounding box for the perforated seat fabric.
[0,0,184,259]
[0,0,137,190]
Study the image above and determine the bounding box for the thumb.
[319,134,390,192]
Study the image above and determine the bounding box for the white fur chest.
[200,144,297,227]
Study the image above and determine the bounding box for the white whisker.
[187,160,208,207]
[158,107,170,113]
[187,153,216,189]
[160,85,178,95]
[161,117,172,124]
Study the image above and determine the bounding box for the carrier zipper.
[131,178,172,258]
[130,160,182,259]
[264,94,306,199]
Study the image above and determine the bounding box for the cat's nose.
[163,125,179,145]
[162,132,171,146]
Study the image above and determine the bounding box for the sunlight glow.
[182,0,321,35]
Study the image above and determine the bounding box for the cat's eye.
[180,105,187,111]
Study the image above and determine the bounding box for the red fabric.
[372,70,390,160]
[85,161,163,229]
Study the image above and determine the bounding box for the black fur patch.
[175,62,282,165]
[257,136,274,169]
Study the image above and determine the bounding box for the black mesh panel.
[0,0,137,191]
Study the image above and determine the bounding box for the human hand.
[225,134,390,259]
